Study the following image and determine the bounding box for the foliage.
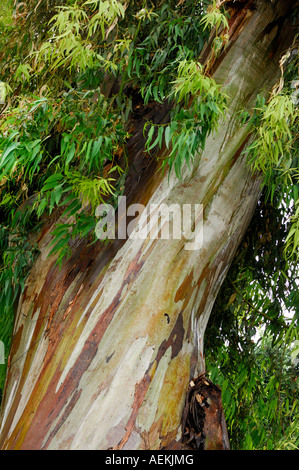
[285,198,299,260]
[200,0,229,32]
[0,224,39,389]
[205,173,298,448]
[207,327,298,450]
[243,47,299,259]
[247,93,296,187]
[144,58,227,177]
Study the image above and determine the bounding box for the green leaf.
[145,124,155,149]
[65,141,76,167]
[165,125,172,149]
[42,173,64,191]
[0,142,19,168]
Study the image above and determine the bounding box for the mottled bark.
[0,0,296,450]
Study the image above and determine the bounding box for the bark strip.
[181,374,230,450]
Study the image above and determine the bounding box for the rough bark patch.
[181,374,230,450]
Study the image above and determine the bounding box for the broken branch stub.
[181,374,230,450]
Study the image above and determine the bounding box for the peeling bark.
[180,374,230,450]
[0,0,296,450]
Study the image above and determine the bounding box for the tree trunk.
[0,0,296,450]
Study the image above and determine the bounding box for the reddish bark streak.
[155,313,185,365]
[113,374,151,450]
[174,270,194,307]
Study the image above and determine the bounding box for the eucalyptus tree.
[0,0,298,450]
